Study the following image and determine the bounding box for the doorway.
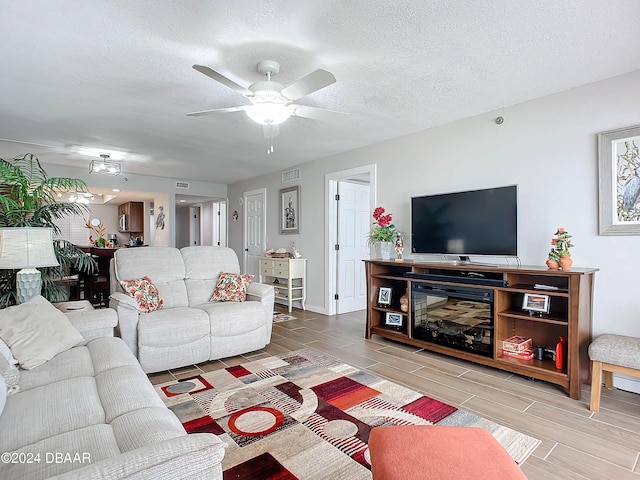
[326,165,376,315]
[243,188,267,276]
[189,206,201,246]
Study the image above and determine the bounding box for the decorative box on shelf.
[502,349,534,361]
[502,336,532,353]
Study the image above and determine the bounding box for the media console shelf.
[364,260,598,400]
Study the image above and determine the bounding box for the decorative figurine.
[394,234,404,261]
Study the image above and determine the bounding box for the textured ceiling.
[1,1,639,185]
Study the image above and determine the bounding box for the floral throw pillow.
[119,276,164,313]
[210,273,254,302]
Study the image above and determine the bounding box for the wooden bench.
[589,334,640,412]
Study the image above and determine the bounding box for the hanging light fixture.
[89,153,121,176]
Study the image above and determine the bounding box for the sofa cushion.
[182,246,240,305]
[0,376,105,453]
[119,276,164,313]
[114,247,189,308]
[0,424,121,480]
[198,301,269,337]
[211,273,254,302]
[18,346,94,392]
[110,406,186,452]
[96,365,166,423]
[137,307,210,348]
[0,295,84,370]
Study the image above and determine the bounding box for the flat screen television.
[411,185,518,260]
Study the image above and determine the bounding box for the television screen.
[411,185,518,257]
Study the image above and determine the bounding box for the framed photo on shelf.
[385,312,403,327]
[377,287,392,306]
[598,124,640,235]
[280,185,300,234]
[522,293,550,314]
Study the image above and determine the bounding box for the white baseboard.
[613,375,640,395]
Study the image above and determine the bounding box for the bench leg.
[590,360,603,412]
[604,370,614,390]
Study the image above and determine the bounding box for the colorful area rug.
[273,312,297,322]
[155,348,539,479]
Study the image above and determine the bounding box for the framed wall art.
[280,186,300,234]
[598,124,640,235]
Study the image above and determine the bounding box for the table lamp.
[0,227,60,303]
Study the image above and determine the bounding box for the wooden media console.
[364,260,598,400]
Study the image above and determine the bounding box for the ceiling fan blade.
[186,106,247,117]
[280,69,336,101]
[263,124,280,138]
[290,105,348,123]
[192,65,252,96]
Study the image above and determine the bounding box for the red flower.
[373,207,385,220]
[377,214,392,227]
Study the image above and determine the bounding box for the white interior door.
[189,206,201,246]
[337,181,370,313]
[243,189,266,276]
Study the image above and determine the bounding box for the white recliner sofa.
[110,246,274,373]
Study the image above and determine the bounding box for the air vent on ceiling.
[282,168,300,183]
[175,181,190,189]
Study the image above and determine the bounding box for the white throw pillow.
[0,295,84,370]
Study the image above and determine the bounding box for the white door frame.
[325,164,376,316]
[242,188,267,272]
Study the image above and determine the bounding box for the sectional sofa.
[0,297,225,480]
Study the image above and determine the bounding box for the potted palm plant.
[0,153,96,307]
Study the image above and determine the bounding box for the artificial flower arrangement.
[85,219,110,248]
[547,228,574,269]
[367,206,399,244]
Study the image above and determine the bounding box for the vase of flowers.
[547,227,573,270]
[368,207,399,260]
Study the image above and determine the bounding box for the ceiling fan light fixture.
[246,103,292,125]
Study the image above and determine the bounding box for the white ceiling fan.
[187,60,346,153]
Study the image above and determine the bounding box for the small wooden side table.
[53,300,94,313]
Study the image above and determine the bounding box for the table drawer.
[274,269,289,277]
[273,260,289,270]
[261,267,275,277]
[260,259,275,269]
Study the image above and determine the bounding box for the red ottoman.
[368,425,528,480]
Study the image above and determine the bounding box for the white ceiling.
[2,1,639,186]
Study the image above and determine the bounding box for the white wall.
[153,195,170,247]
[229,69,640,391]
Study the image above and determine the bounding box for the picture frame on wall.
[598,124,640,235]
[385,312,403,327]
[377,286,392,306]
[280,186,300,234]
[521,293,550,315]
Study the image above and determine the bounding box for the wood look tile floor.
[149,307,640,479]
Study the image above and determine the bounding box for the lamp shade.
[0,227,59,269]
